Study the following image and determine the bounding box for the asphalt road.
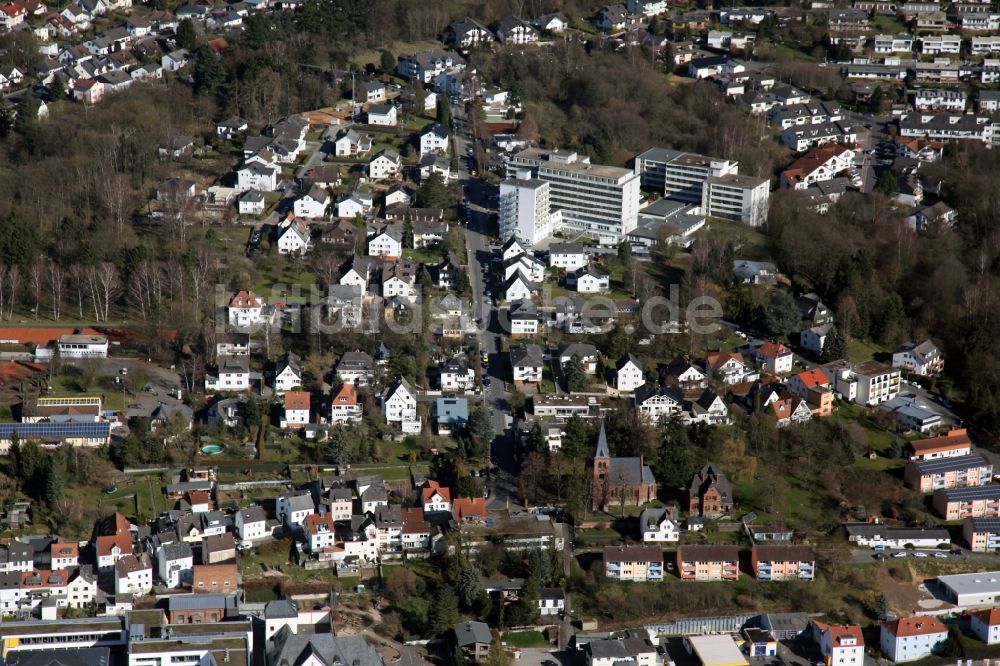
[451,102,519,508]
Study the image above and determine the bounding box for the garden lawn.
[504,631,549,648]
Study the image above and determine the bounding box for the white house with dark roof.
[419,122,450,155]
[366,103,397,127]
[274,351,303,394]
[276,491,315,528]
[369,150,401,180]
[235,505,268,542]
[614,353,645,393]
[294,185,330,219]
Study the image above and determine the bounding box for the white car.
[913,552,928,558]
[934,552,948,559]
[892,552,907,558]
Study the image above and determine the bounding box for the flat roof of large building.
[938,570,1000,595]
[687,634,750,666]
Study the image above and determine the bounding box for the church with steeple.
[589,421,658,510]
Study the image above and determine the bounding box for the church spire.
[594,420,610,458]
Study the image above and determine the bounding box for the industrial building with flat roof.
[937,571,1000,607]
[685,634,750,666]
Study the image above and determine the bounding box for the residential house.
[204,356,251,393]
[276,491,315,527]
[369,150,401,179]
[801,323,833,356]
[614,353,645,393]
[533,13,569,32]
[570,265,610,293]
[639,507,680,543]
[753,342,794,375]
[706,351,758,385]
[446,16,493,47]
[383,378,418,431]
[359,79,385,103]
[603,545,664,582]
[548,242,588,271]
[511,344,544,386]
[495,15,538,44]
[421,479,452,513]
[202,533,237,564]
[558,343,600,374]
[787,368,834,417]
[294,185,330,219]
[440,358,475,391]
[419,122,450,155]
[281,391,310,429]
[156,542,193,589]
[634,384,684,425]
[366,104,397,127]
[455,621,492,663]
[892,340,944,376]
[330,383,362,424]
[435,397,469,436]
[368,225,403,258]
[274,351,303,394]
[334,129,374,157]
[688,464,735,518]
[880,617,947,662]
[677,545,740,581]
[235,506,268,542]
[336,351,375,386]
[812,623,865,666]
[780,145,855,190]
[906,428,972,460]
[751,545,815,581]
[114,553,153,596]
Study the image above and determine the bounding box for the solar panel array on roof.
[0,422,111,438]
[970,517,1000,531]
[936,486,1000,501]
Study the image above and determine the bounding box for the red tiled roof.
[453,497,486,522]
[51,542,78,558]
[815,622,864,647]
[96,533,132,557]
[781,145,850,187]
[0,327,102,346]
[795,367,831,389]
[907,428,971,455]
[757,341,791,359]
[284,391,310,411]
[304,512,335,535]
[976,607,1000,627]
[332,383,358,406]
[884,617,946,638]
[228,290,261,309]
[421,479,451,504]
[706,351,745,370]
[187,491,211,505]
[402,507,430,534]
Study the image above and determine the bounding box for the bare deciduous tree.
[47,263,65,320]
[5,266,20,320]
[29,264,43,320]
[67,264,87,320]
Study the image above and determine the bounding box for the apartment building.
[603,545,664,582]
[823,360,900,405]
[933,486,1000,520]
[498,178,553,244]
[899,114,991,143]
[658,151,740,203]
[964,517,1000,552]
[971,36,1000,54]
[904,454,993,493]
[702,174,771,227]
[913,88,967,112]
[780,145,854,190]
[879,617,947,662]
[845,524,950,549]
[971,608,1000,645]
[920,35,961,54]
[751,545,816,581]
[905,428,972,460]
[676,545,740,581]
[510,148,640,242]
